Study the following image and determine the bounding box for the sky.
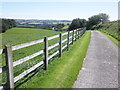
[1,0,119,21]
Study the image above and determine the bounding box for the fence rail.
[0,28,86,89]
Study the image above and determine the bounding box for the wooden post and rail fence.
[0,28,86,89]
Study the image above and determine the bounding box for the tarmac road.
[73,31,118,88]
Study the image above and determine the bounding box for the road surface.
[73,31,118,88]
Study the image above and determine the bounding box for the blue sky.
[1,2,118,21]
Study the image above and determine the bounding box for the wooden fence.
[0,28,86,89]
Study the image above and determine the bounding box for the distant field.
[51,22,71,25]
[62,25,69,30]
[54,25,69,31]
[16,25,35,28]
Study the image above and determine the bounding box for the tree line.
[34,23,65,30]
[1,19,16,33]
[68,13,109,31]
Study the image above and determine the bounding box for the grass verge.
[19,31,91,88]
[99,31,120,48]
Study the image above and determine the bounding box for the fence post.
[67,31,70,50]
[83,28,86,34]
[44,37,48,70]
[75,30,76,41]
[75,29,77,41]
[78,29,80,38]
[59,33,62,57]
[77,29,78,39]
[80,30,81,37]
[5,45,14,88]
[78,30,79,38]
[72,30,74,44]
[82,28,83,35]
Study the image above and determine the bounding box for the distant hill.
[14,19,71,31]
[15,19,72,25]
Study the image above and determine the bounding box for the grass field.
[1,28,60,84]
[16,25,35,28]
[1,27,60,46]
[1,27,77,87]
[61,25,69,30]
[19,31,91,88]
[1,27,60,65]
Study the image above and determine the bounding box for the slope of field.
[96,21,119,41]
[19,31,91,88]
[16,25,35,28]
[61,25,69,30]
[2,27,59,46]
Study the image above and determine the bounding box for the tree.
[1,19,16,33]
[98,13,109,23]
[86,13,109,29]
[68,18,86,31]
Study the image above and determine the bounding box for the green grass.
[61,25,69,30]
[1,27,60,46]
[17,25,35,28]
[1,27,78,86]
[1,27,60,83]
[100,31,120,48]
[1,28,60,66]
[19,31,91,88]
